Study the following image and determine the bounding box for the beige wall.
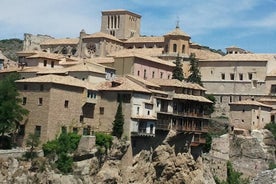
[230,105,271,130]
[18,82,101,144]
[113,57,134,76]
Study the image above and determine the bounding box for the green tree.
[0,73,29,148]
[204,94,216,115]
[187,53,203,86]
[26,133,40,159]
[112,100,124,139]
[172,54,184,81]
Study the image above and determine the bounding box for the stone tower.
[100,9,141,41]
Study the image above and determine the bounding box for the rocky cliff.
[0,134,215,184]
[205,129,276,181]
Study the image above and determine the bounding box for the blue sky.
[1,0,276,53]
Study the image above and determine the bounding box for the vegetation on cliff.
[0,73,29,149]
[0,39,23,61]
[42,132,81,173]
[215,161,249,184]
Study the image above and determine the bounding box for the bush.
[42,132,81,174]
[56,152,73,174]
[269,162,276,170]
[42,139,58,156]
[95,132,113,150]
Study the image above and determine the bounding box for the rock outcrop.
[0,134,215,183]
[251,168,276,184]
[206,129,276,181]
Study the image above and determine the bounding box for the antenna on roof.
[176,16,180,29]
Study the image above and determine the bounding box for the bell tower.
[101,9,141,41]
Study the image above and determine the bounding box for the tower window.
[173,44,177,52]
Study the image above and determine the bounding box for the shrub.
[42,132,81,173]
[95,132,113,150]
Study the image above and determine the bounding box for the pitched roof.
[26,52,64,60]
[126,75,160,88]
[109,48,163,57]
[190,48,223,60]
[110,51,175,67]
[40,38,79,45]
[83,32,122,42]
[16,74,96,90]
[125,36,164,43]
[148,78,206,90]
[229,100,272,108]
[97,77,151,93]
[62,62,105,74]
[200,54,276,62]
[173,94,213,103]
[164,27,190,38]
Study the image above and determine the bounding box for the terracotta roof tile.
[126,75,160,88]
[164,27,190,37]
[40,38,79,45]
[148,78,206,90]
[98,77,150,93]
[16,74,97,90]
[83,32,122,42]
[173,94,212,103]
[26,52,64,60]
[125,36,164,43]
[229,100,272,108]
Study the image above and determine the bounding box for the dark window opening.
[35,126,41,137]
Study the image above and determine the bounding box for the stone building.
[229,100,272,132]
[199,50,276,117]
[16,75,100,144]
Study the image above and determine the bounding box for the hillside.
[0,39,23,61]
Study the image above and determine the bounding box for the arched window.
[182,45,185,53]
[173,44,177,52]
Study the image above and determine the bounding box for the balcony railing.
[172,111,210,119]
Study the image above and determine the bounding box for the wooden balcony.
[172,111,210,119]
[156,121,171,130]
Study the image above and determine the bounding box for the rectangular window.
[23,84,28,90]
[22,97,27,105]
[80,115,84,123]
[43,60,47,67]
[73,127,78,134]
[51,61,54,68]
[152,71,155,78]
[137,107,140,115]
[64,100,69,108]
[40,84,44,91]
[35,126,41,137]
[248,73,253,80]
[100,107,104,115]
[144,69,147,79]
[38,98,43,106]
[239,73,243,80]
[160,72,163,79]
[61,126,67,133]
[230,73,234,80]
[221,73,225,80]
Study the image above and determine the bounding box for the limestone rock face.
[127,143,215,184]
[0,137,214,184]
[251,168,276,184]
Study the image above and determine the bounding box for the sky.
[1,0,276,53]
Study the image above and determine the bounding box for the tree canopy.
[187,53,203,86]
[172,54,184,81]
[112,100,124,139]
[0,73,29,148]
